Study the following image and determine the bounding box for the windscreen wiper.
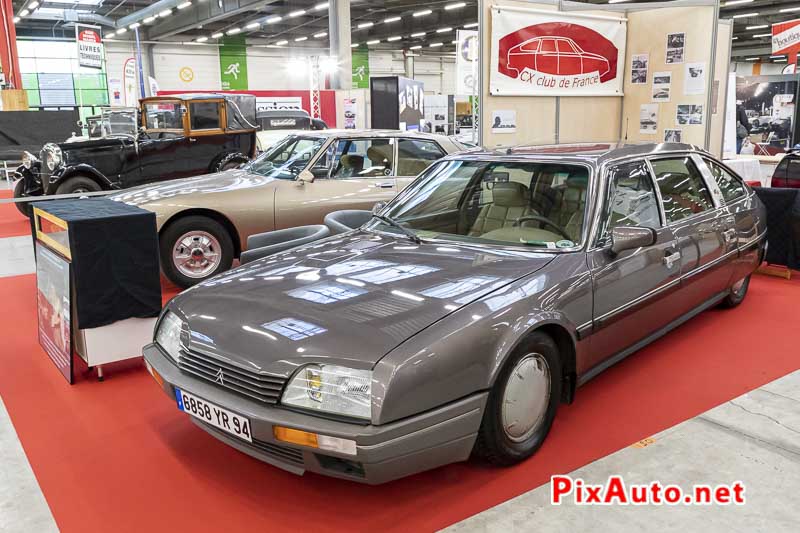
[371,214,422,244]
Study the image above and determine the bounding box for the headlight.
[155,311,184,364]
[282,364,372,420]
[43,144,62,171]
[22,151,37,169]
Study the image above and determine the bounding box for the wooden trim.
[33,207,72,260]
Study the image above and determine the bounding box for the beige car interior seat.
[468,182,536,236]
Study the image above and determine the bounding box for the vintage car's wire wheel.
[500,353,551,443]
[160,215,235,289]
[173,231,223,278]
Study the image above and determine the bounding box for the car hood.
[167,231,555,376]
[109,169,277,207]
[57,136,132,150]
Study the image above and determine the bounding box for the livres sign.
[76,25,104,69]
[490,7,626,96]
[772,19,800,56]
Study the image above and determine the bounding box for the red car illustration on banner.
[498,22,618,83]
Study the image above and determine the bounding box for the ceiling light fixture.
[12,16,20,23]
[387,36,402,41]
[608,0,633,4]
[144,16,157,23]
[411,31,426,37]
[246,22,260,30]
[19,9,29,16]
[745,57,759,61]
[463,22,478,28]
[384,16,401,23]
[410,45,422,50]
[159,9,172,17]
[732,36,738,40]
[314,32,328,38]
[413,9,433,17]
[295,36,308,42]
[732,12,759,18]
[445,2,466,9]
[227,27,241,35]
[289,9,306,18]
[366,39,380,45]
[314,2,329,10]
[357,21,374,29]
[266,16,282,24]
[752,33,771,38]
[28,1,39,9]
[430,42,443,48]
[116,27,128,34]
[436,27,453,33]
[211,32,223,38]
[771,55,785,59]
[177,1,192,9]
[351,43,360,48]
[276,40,288,45]
[774,58,788,62]
[723,0,754,6]
[129,22,141,29]
[745,25,767,30]
[196,36,208,42]
[780,7,800,13]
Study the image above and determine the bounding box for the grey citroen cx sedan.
[143,143,766,484]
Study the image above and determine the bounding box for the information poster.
[36,245,72,384]
[491,110,517,133]
[639,103,658,134]
[456,30,479,95]
[631,54,648,84]
[684,62,706,95]
[666,33,685,64]
[76,24,104,70]
[344,98,357,129]
[652,72,671,102]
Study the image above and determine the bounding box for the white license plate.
[175,388,252,443]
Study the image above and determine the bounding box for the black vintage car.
[14,93,258,215]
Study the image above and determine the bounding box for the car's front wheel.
[160,215,235,289]
[473,331,562,466]
[721,274,751,308]
[13,178,32,217]
[55,175,102,195]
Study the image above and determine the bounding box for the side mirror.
[372,201,386,215]
[297,170,314,183]
[610,226,657,255]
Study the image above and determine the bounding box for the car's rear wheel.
[13,178,33,217]
[721,274,751,308]
[160,215,234,288]
[214,152,249,172]
[473,331,562,466]
[55,175,102,195]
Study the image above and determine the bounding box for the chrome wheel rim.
[501,353,551,443]
[173,231,222,279]
[732,278,746,295]
[73,187,89,194]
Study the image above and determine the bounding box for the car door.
[587,159,682,372]
[701,157,763,284]
[134,135,193,186]
[273,137,398,230]
[395,138,447,191]
[649,155,732,313]
[186,100,228,175]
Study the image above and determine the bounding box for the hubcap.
[501,353,551,443]
[173,231,222,278]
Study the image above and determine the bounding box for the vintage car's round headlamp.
[43,144,63,171]
[155,311,185,364]
[21,151,38,169]
[282,364,372,420]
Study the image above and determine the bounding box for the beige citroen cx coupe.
[113,130,463,287]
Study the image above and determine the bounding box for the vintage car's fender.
[372,253,593,425]
[47,163,116,193]
[14,164,44,196]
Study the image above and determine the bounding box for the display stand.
[32,199,162,382]
[370,76,425,131]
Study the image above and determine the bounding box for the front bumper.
[143,343,486,484]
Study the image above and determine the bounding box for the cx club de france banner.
[490,7,627,97]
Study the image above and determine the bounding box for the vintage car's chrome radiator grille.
[178,348,286,404]
[38,148,50,184]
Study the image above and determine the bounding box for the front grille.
[203,424,304,465]
[178,348,286,404]
[38,149,49,184]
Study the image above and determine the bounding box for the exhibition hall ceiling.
[8,0,800,60]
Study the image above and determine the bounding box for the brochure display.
[31,199,161,382]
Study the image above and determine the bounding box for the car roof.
[288,129,455,141]
[141,93,245,102]
[445,142,709,166]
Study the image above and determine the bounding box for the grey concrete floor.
[444,370,800,532]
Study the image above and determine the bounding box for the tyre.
[721,274,750,308]
[160,215,234,288]
[214,152,249,172]
[55,176,102,195]
[473,331,562,466]
[13,179,33,217]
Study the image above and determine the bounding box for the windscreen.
[244,135,326,180]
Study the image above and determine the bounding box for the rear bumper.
[143,343,486,484]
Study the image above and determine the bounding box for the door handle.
[189,138,197,143]
[723,228,736,243]
[663,250,681,269]
[373,182,394,188]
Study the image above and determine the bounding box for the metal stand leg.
[97,365,104,382]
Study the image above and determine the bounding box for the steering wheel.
[512,215,571,240]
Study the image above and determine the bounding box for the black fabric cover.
[753,187,800,270]
[32,198,161,329]
[0,110,80,160]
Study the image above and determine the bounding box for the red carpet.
[0,273,798,532]
[0,189,32,238]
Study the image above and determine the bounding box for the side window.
[704,159,746,203]
[788,159,800,183]
[190,102,221,130]
[599,160,661,243]
[651,157,714,223]
[331,138,394,179]
[396,139,446,176]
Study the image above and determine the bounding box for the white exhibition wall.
[104,41,457,96]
